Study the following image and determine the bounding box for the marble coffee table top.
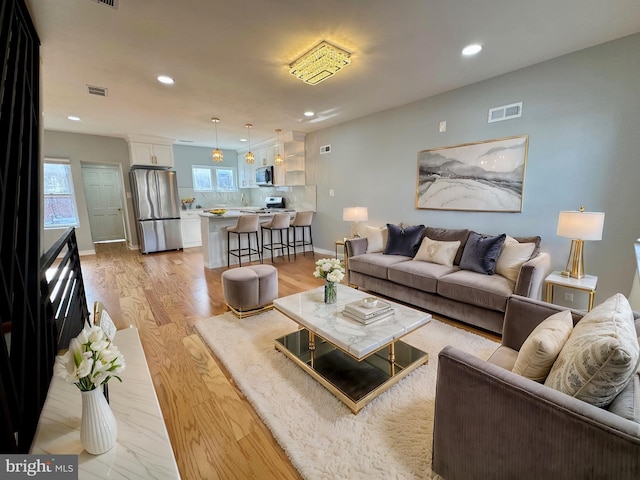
[274,284,431,359]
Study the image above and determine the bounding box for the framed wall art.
[415,134,528,212]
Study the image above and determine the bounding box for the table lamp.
[556,207,605,279]
[343,206,368,238]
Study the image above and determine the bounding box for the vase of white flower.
[81,387,118,455]
[55,325,125,455]
[313,258,345,304]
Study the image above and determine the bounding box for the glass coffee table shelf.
[273,284,431,414]
[275,329,428,413]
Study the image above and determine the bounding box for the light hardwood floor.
[80,242,322,479]
[80,242,499,479]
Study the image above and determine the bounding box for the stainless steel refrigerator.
[130,168,183,254]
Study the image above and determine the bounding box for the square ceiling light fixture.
[290,41,351,85]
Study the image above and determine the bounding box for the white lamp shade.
[557,211,605,240]
[343,206,368,222]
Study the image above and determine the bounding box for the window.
[43,160,80,228]
[192,165,237,192]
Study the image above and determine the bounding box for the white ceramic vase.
[80,387,117,455]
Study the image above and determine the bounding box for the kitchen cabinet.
[126,135,175,167]
[238,156,257,188]
[181,211,202,247]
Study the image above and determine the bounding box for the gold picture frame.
[415,134,528,212]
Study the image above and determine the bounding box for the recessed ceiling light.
[240,138,247,142]
[462,44,482,56]
[304,111,315,117]
[157,75,175,85]
[67,115,81,121]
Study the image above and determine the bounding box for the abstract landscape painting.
[416,135,528,212]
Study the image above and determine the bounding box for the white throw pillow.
[496,235,536,283]
[512,310,573,382]
[365,225,388,253]
[413,236,460,267]
[544,293,640,407]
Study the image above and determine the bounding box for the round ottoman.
[221,265,278,318]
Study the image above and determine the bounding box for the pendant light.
[211,117,223,162]
[245,124,255,164]
[274,129,283,165]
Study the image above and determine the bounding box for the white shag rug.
[195,310,499,480]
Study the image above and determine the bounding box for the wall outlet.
[329,189,335,197]
[439,120,447,133]
[564,292,574,302]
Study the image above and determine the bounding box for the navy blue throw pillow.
[459,232,507,275]
[383,224,425,257]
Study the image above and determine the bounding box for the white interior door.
[82,165,126,242]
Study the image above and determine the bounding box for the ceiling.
[26,0,640,151]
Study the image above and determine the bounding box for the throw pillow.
[365,225,388,253]
[383,224,425,257]
[496,235,536,283]
[544,293,640,407]
[512,310,573,382]
[413,236,461,267]
[459,232,507,275]
[424,227,469,265]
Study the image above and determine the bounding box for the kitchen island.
[200,209,295,268]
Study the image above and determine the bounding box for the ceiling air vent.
[86,85,108,97]
[488,102,522,123]
[320,145,331,154]
[90,0,119,9]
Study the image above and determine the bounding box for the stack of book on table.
[343,299,394,324]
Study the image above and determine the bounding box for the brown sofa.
[432,295,640,479]
[345,228,550,334]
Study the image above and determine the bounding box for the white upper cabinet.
[126,135,175,167]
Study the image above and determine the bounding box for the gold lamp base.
[563,239,585,279]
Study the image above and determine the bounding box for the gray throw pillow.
[459,232,507,275]
[383,224,425,257]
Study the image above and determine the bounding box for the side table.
[545,271,598,311]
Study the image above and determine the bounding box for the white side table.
[545,271,598,311]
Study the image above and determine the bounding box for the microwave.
[255,166,274,186]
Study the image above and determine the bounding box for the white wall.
[42,131,131,253]
[305,33,640,304]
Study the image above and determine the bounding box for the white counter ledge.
[31,327,180,479]
[200,210,295,268]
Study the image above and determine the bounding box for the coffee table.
[273,284,431,413]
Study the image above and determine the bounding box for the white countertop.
[31,327,180,479]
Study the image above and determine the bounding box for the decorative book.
[343,299,393,323]
[342,308,394,325]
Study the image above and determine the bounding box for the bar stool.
[226,214,262,267]
[261,213,291,262]
[289,211,314,258]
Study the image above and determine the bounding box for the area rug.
[195,310,499,480]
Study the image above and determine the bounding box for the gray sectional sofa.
[345,226,550,334]
[432,295,640,479]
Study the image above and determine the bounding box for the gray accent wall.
[305,33,640,305]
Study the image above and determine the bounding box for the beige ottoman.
[221,265,278,318]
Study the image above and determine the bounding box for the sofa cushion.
[384,224,425,257]
[413,236,460,267]
[608,371,640,423]
[496,235,536,283]
[459,232,507,275]
[365,225,388,253]
[424,227,469,265]
[388,261,458,294]
[544,294,640,407]
[512,310,573,382]
[487,345,519,371]
[437,269,514,312]
[348,253,411,279]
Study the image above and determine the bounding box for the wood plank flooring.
[80,242,499,479]
[80,243,322,480]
